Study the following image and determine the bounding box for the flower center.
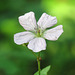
[32,28,44,38]
[37,29,41,37]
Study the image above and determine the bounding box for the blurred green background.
[0,0,75,75]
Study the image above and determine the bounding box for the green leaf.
[34,65,51,75]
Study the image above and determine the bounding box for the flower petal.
[19,12,37,31]
[14,31,35,45]
[44,25,63,41]
[28,37,46,52]
[37,13,57,30]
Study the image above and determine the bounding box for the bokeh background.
[0,0,75,75]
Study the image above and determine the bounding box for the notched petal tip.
[28,11,34,14]
[58,25,64,32]
[14,34,22,45]
[31,48,46,52]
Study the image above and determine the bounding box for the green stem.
[22,44,37,58]
[23,44,41,75]
[30,50,37,58]
[37,52,41,75]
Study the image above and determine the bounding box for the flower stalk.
[37,52,41,75]
[30,50,37,58]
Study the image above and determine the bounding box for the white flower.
[14,12,63,52]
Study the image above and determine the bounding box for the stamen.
[38,30,40,33]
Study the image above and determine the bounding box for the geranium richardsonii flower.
[14,12,63,52]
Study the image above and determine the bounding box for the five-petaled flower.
[14,12,63,52]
